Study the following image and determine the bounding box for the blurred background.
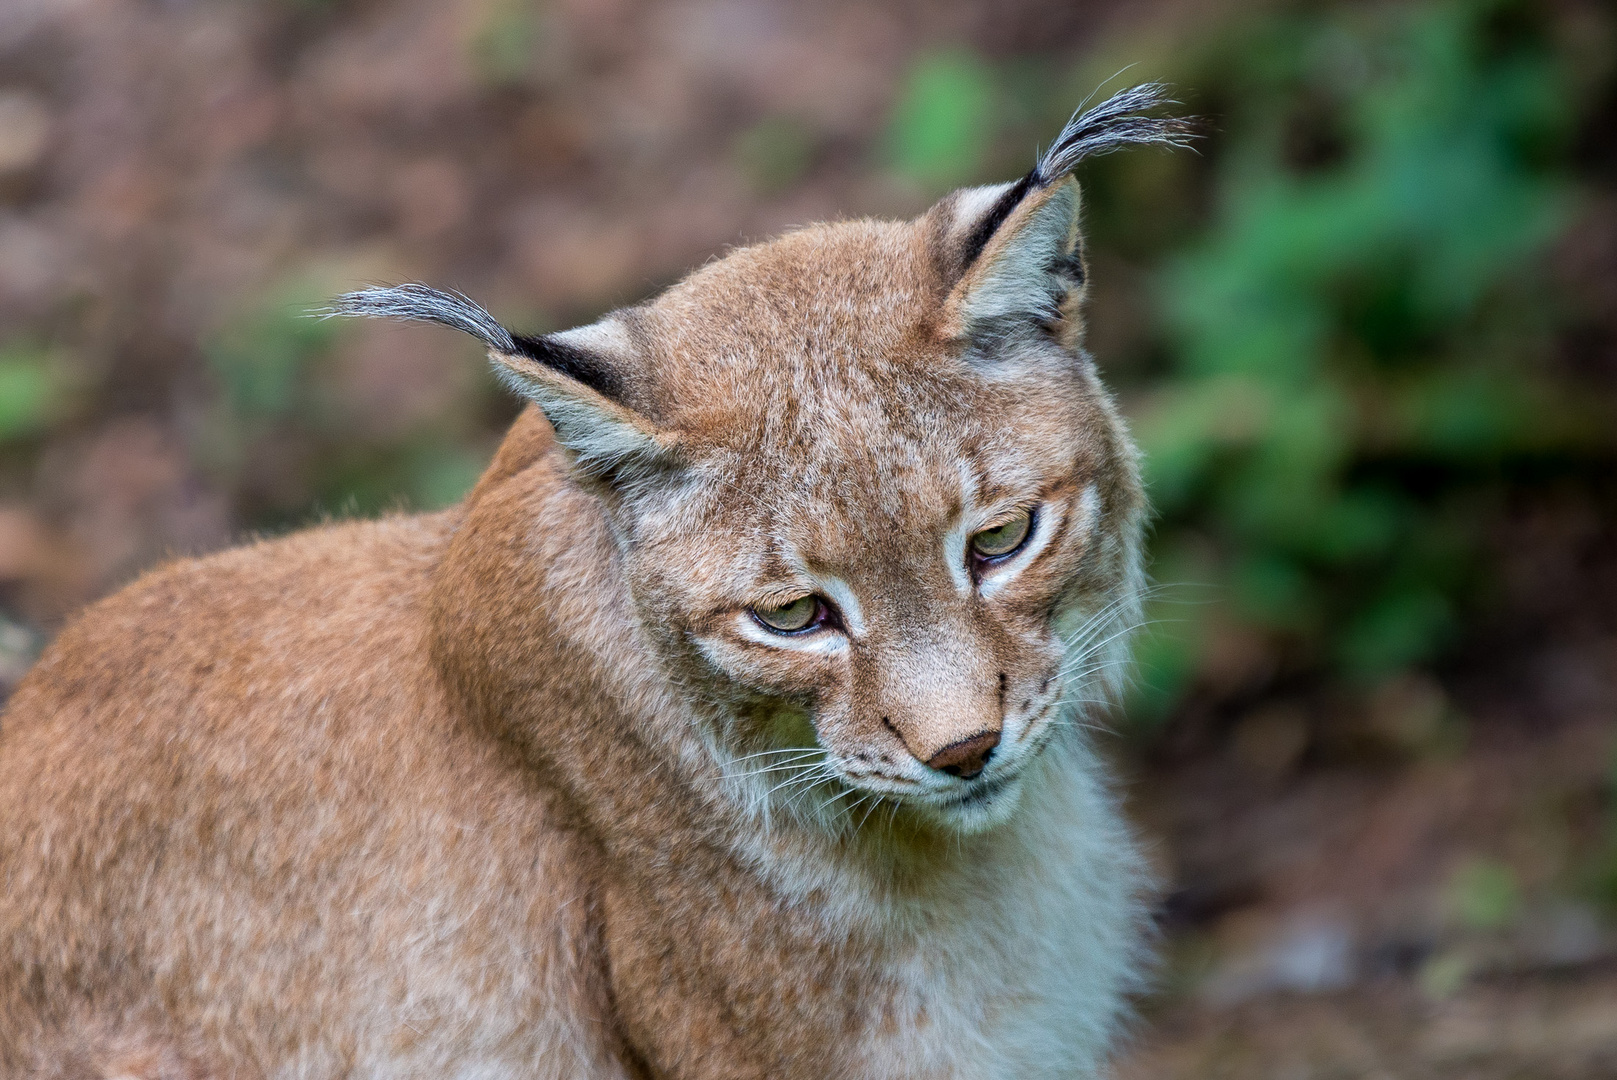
[1,0,1614,1073]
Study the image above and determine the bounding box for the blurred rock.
[1516,902,1609,970]
[0,90,51,176]
[1201,908,1358,1006]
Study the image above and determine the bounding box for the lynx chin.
[0,85,1193,1079]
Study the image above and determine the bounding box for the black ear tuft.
[326,283,517,352]
[325,284,624,401]
[1034,82,1199,185]
[956,83,1197,273]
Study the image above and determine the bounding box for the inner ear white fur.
[952,181,1082,331]
[942,180,1023,251]
[549,316,637,363]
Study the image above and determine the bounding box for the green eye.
[971,508,1033,559]
[752,595,823,633]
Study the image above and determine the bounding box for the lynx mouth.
[926,769,1029,833]
[953,775,1012,807]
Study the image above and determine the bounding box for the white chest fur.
[329,744,1142,1080]
[787,742,1148,1079]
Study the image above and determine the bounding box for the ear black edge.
[508,332,625,401]
[956,82,1199,272]
[324,284,624,402]
[957,173,1040,277]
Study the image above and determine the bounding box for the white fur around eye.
[975,483,1097,598]
[976,513,1054,597]
[944,524,972,596]
[733,612,846,654]
[779,547,867,638]
[813,576,866,637]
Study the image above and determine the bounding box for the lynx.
[0,86,1192,1079]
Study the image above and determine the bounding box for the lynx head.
[334,85,1193,835]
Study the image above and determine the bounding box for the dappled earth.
[1,0,1616,1075]
[1119,975,1617,1079]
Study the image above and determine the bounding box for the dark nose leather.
[925,730,1000,779]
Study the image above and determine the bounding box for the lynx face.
[594,222,1141,835]
[337,86,1187,835]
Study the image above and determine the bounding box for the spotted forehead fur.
[637,220,1091,498]
[638,225,947,440]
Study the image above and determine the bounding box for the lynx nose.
[925,730,1000,779]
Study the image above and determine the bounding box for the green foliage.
[1447,857,1522,930]
[470,0,541,87]
[1118,0,1610,719]
[206,281,338,421]
[310,441,490,518]
[0,343,57,441]
[734,116,819,194]
[1417,949,1473,999]
[886,49,997,187]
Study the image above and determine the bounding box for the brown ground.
[1,1,1614,1075]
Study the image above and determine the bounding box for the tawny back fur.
[0,87,1193,1079]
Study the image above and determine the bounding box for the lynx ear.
[942,179,1086,337]
[936,83,1196,345]
[328,285,676,487]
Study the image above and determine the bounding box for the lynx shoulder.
[0,86,1193,1079]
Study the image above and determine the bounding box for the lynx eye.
[751,595,825,634]
[971,508,1033,561]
